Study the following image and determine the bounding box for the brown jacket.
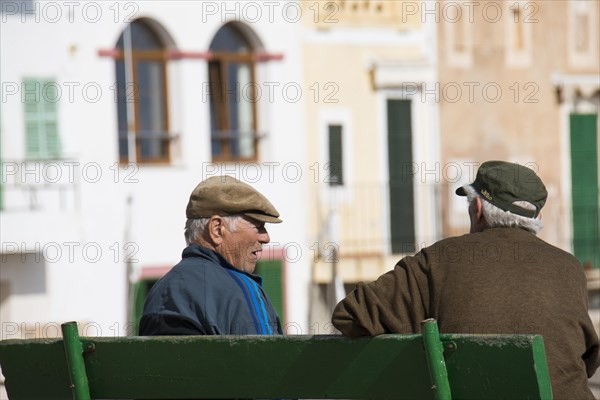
[332,227,599,399]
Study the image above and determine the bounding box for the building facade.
[437,0,599,263]
[0,1,312,344]
[299,0,442,325]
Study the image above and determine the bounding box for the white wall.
[1,0,310,336]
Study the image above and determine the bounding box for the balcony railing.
[313,181,443,259]
[313,181,599,269]
[1,158,79,212]
[118,130,179,164]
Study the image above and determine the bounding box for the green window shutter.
[24,79,42,158]
[328,124,344,186]
[570,113,599,268]
[387,99,415,254]
[23,78,61,159]
[255,260,284,322]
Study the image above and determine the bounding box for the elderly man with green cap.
[140,176,283,336]
[332,160,599,399]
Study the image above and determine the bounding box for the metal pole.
[61,321,91,400]
[123,21,136,328]
[421,319,452,400]
[125,194,134,328]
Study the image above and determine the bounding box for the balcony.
[1,158,79,212]
[311,180,442,284]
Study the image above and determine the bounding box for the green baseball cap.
[186,176,282,223]
[455,161,547,218]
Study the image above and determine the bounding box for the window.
[505,1,532,67]
[23,78,61,159]
[115,19,170,163]
[568,1,598,68]
[443,0,473,68]
[328,125,344,186]
[208,23,260,162]
[0,0,35,15]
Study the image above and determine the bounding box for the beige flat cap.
[186,176,282,223]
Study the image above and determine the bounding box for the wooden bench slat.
[83,335,432,399]
[0,339,72,399]
[442,335,552,399]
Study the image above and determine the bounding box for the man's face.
[219,216,270,273]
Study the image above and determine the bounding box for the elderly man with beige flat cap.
[140,176,283,335]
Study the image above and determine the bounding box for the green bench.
[0,319,552,399]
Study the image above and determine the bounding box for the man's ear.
[473,196,490,232]
[475,196,485,221]
[207,216,225,245]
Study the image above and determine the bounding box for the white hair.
[184,215,242,245]
[462,185,543,235]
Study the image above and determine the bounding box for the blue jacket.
[140,244,282,335]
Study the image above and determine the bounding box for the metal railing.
[1,158,80,212]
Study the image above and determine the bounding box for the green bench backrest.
[0,321,552,399]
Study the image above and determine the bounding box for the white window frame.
[568,0,599,68]
[443,0,473,68]
[505,0,533,68]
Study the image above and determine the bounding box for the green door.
[570,113,599,268]
[255,259,285,322]
[387,99,415,254]
[132,279,158,334]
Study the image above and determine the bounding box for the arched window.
[115,19,170,163]
[208,23,261,162]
